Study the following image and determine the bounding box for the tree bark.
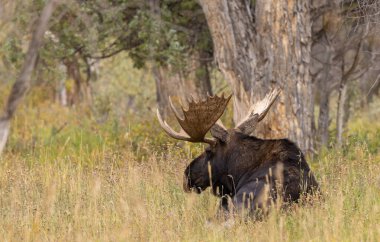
[316,37,334,148]
[0,0,59,155]
[199,0,313,152]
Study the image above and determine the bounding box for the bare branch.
[0,0,61,154]
[342,40,362,82]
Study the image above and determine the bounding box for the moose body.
[157,89,319,215]
[184,131,318,213]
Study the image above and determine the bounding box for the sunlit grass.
[0,98,380,241]
[1,53,380,240]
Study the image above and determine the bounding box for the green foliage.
[125,0,212,71]
[1,37,24,67]
[345,117,380,154]
[0,0,213,96]
[127,10,186,69]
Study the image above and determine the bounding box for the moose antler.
[236,88,281,135]
[157,93,232,145]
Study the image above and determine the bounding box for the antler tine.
[254,88,281,121]
[169,97,185,121]
[193,94,200,103]
[158,93,232,145]
[177,93,231,140]
[236,88,281,135]
[156,109,192,141]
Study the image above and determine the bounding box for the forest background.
[1,0,380,241]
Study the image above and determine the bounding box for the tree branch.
[0,0,60,154]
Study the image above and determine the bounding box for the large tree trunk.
[0,0,59,155]
[316,37,334,148]
[154,50,212,120]
[199,0,313,152]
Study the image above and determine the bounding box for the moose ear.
[210,122,229,143]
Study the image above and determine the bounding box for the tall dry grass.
[1,53,380,241]
[0,97,380,241]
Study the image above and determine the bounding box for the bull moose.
[157,89,319,215]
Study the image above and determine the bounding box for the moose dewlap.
[157,89,319,215]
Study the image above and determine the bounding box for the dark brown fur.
[183,130,319,214]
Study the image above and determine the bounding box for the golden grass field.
[0,96,379,241]
[0,55,380,241]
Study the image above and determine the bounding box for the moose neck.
[212,132,273,197]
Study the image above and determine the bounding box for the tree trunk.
[362,70,380,109]
[0,118,10,154]
[154,65,184,119]
[199,0,313,152]
[0,0,59,155]
[57,62,68,106]
[154,50,212,120]
[149,0,212,120]
[198,0,257,124]
[317,39,334,148]
[336,40,362,147]
[64,57,82,105]
[336,83,347,147]
[317,82,330,148]
[62,55,94,106]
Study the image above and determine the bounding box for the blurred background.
[1,0,380,154]
[1,1,380,240]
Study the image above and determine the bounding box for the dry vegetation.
[1,56,380,241]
